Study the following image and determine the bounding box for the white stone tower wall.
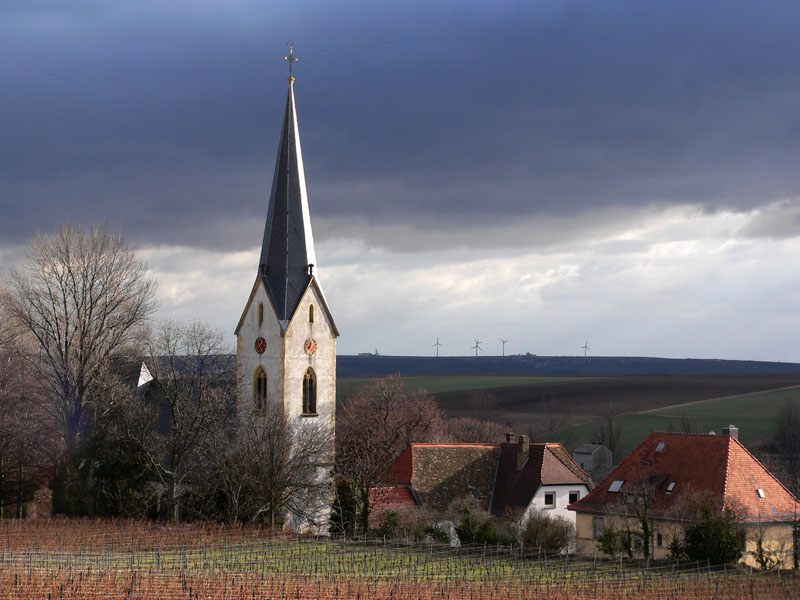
[282,283,336,427]
[237,281,285,415]
[237,280,336,426]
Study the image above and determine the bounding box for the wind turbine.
[471,338,483,357]
[500,338,509,357]
[580,340,590,357]
[433,337,443,358]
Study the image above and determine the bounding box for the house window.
[309,304,314,323]
[593,517,604,539]
[569,491,580,504]
[302,368,317,415]
[253,367,267,412]
[657,533,663,547]
[757,488,765,500]
[258,302,264,326]
[608,479,625,493]
[544,492,555,508]
[656,442,666,452]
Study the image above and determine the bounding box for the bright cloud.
[133,205,800,362]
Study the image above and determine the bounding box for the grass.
[559,385,800,460]
[337,375,586,405]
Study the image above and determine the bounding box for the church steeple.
[235,49,337,530]
[259,48,318,325]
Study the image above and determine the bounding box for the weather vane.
[284,41,298,81]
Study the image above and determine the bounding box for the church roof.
[258,77,319,324]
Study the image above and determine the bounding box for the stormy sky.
[3,1,800,360]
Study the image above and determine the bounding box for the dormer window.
[608,479,625,493]
[665,481,676,494]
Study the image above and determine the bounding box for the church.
[234,48,338,528]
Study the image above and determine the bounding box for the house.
[492,434,593,521]
[573,443,614,485]
[569,427,800,568]
[372,434,592,526]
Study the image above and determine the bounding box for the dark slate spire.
[259,65,318,325]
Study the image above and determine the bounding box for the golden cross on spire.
[284,41,298,82]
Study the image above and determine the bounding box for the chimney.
[505,432,516,444]
[723,424,739,439]
[517,435,530,469]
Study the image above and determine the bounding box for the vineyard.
[1,519,798,599]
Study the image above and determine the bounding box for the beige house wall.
[575,511,796,568]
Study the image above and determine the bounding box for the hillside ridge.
[338,354,800,378]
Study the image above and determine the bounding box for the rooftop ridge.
[410,443,500,449]
[722,434,732,501]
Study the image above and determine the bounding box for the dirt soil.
[433,374,800,430]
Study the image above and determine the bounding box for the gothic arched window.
[254,366,267,412]
[302,368,317,415]
[309,304,314,323]
[258,302,264,326]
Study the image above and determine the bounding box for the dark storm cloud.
[2,0,800,250]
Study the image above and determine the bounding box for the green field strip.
[559,386,800,462]
[637,385,800,416]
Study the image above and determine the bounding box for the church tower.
[235,48,338,524]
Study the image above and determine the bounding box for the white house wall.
[525,484,590,524]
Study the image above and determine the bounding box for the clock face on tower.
[304,338,317,355]
[254,337,267,354]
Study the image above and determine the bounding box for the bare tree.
[678,410,704,434]
[336,376,446,533]
[530,396,571,442]
[594,403,622,458]
[2,224,156,509]
[208,402,333,526]
[467,390,498,422]
[122,320,234,521]
[447,417,506,443]
[0,346,54,517]
[768,400,800,495]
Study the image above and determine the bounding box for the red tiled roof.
[491,442,592,515]
[570,431,799,522]
[369,485,419,527]
[371,485,418,511]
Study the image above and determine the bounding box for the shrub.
[376,509,400,538]
[749,535,780,571]
[683,505,744,565]
[450,497,513,546]
[519,510,575,555]
[425,524,451,544]
[596,527,633,558]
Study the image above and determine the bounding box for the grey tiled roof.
[259,81,316,323]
